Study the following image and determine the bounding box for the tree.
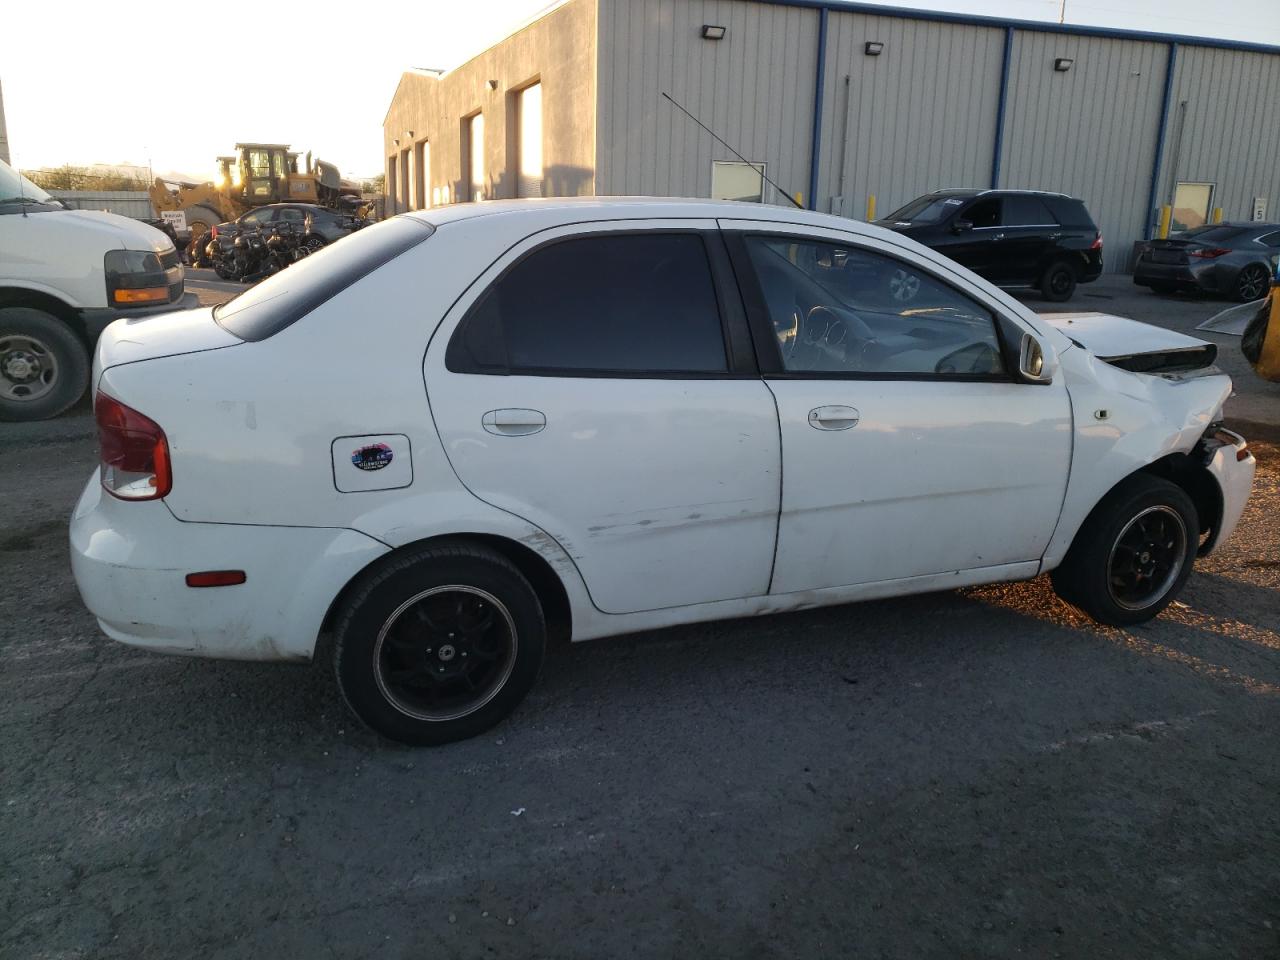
[362,172,386,194]
[25,165,150,192]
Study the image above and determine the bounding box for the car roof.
[402,196,851,230]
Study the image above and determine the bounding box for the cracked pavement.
[1,277,1278,958]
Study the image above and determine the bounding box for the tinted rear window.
[448,233,728,375]
[214,216,433,341]
[1003,195,1057,226]
[1042,197,1094,228]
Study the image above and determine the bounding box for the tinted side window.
[241,208,274,227]
[449,233,728,375]
[1260,232,1280,248]
[1003,196,1056,226]
[964,199,1001,228]
[745,237,1005,378]
[277,208,306,223]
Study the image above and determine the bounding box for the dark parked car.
[1134,223,1280,302]
[876,188,1104,302]
[212,203,362,247]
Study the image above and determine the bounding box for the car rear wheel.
[334,542,546,746]
[1234,263,1271,302]
[1050,474,1198,626]
[0,307,90,422]
[1040,261,1078,302]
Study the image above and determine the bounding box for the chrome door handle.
[482,408,546,436]
[992,232,1005,240]
[807,405,860,431]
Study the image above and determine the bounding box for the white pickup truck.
[0,159,194,421]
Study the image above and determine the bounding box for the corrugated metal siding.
[1000,33,1167,272]
[47,190,155,219]
[596,0,818,204]
[1165,46,1280,225]
[817,13,1005,219]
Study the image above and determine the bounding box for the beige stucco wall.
[382,0,597,214]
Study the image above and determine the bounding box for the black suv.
[876,189,1104,301]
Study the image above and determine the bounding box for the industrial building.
[382,0,1280,271]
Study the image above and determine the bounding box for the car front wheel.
[1050,474,1198,626]
[334,542,546,745]
[0,307,90,422]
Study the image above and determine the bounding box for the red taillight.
[1090,231,1103,250]
[95,391,172,500]
[1190,247,1231,259]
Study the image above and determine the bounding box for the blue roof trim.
[762,0,1280,56]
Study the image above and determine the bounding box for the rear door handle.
[807,405,860,431]
[992,232,1006,241]
[482,408,546,436]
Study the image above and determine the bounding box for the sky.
[3,0,1276,182]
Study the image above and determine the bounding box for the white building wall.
[816,12,1005,220]
[596,0,819,205]
[999,32,1169,272]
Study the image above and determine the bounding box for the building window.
[387,155,398,209]
[1172,182,1214,233]
[711,161,766,202]
[517,82,543,198]
[414,140,429,209]
[466,113,485,202]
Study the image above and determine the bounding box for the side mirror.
[1018,333,1056,384]
[952,219,973,234]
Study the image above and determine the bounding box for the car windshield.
[1177,225,1247,244]
[0,159,55,204]
[884,194,967,224]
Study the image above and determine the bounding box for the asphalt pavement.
[1,275,1278,959]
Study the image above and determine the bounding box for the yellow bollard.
[866,194,877,221]
[793,192,804,208]
[1158,206,1173,239]
[1212,207,1223,223]
[1256,269,1280,381]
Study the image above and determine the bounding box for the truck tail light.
[1189,247,1231,259]
[95,392,172,500]
[1090,231,1103,250]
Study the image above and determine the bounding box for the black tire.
[334,542,546,746]
[1050,474,1198,626]
[0,307,91,422]
[1234,263,1271,303]
[1040,261,1078,302]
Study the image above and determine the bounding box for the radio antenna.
[661,91,804,209]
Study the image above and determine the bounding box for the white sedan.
[71,198,1256,745]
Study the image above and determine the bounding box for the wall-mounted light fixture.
[393,138,400,147]
[486,79,499,90]
[1054,58,1074,72]
[406,130,414,138]
[864,41,884,56]
[701,24,726,40]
